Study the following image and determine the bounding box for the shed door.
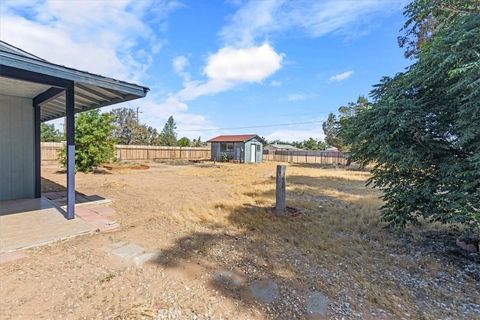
[250,144,256,162]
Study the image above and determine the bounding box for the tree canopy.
[177,136,191,147]
[343,1,480,235]
[40,123,63,142]
[59,110,115,172]
[323,96,369,151]
[110,108,160,145]
[159,116,177,146]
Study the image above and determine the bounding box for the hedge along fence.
[41,142,211,164]
[263,150,349,165]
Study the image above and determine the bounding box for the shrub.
[59,110,115,172]
[221,152,228,162]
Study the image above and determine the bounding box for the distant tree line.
[109,108,205,147]
[41,107,206,148]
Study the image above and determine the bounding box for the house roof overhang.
[0,41,149,122]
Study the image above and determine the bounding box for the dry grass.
[2,162,476,319]
[166,162,478,318]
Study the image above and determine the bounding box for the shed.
[0,41,149,219]
[207,134,263,163]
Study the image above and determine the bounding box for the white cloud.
[220,0,405,46]
[152,43,283,134]
[329,70,354,82]
[174,43,282,101]
[204,44,283,83]
[173,55,189,74]
[0,0,181,82]
[126,95,216,139]
[0,0,213,138]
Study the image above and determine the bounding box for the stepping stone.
[133,252,161,267]
[110,243,145,259]
[306,291,329,318]
[249,279,279,303]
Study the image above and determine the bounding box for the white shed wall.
[0,94,35,201]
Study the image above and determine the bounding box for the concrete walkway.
[0,197,118,254]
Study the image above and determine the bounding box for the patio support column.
[66,82,75,219]
[33,103,41,198]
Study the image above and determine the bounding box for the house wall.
[244,138,263,163]
[211,142,221,161]
[211,142,244,162]
[0,94,35,201]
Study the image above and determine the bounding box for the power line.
[177,120,324,132]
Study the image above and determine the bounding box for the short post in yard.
[275,165,286,215]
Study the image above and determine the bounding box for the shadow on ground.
[41,177,107,208]
[151,171,480,319]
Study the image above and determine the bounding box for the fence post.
[275,165,286,215]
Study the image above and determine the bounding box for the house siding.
[210,137,262,163]
[0,94,35,201]
[244,138,263,163]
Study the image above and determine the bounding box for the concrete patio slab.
[0,197,119,253]
[0,198,94,253]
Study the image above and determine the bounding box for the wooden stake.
[275,165,286,215]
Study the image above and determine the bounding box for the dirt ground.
[0,162,479,319]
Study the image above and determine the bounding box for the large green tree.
[110,107,160,145]
[159,116,177,146]
[344,1,480,234]
[41,123,63,142]
[323,96,369,151]
[60,110,115,172]
[177,136,191,147]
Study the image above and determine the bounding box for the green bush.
[59,110,115,172]
[221,152,228,162]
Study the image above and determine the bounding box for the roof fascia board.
[1,52,148,97]
[0,64,72,88]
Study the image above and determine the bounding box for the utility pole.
[136,107,142,124]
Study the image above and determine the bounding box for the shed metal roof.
[0,41,149,122]
[208,134,258,143]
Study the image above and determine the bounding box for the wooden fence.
[41,142,63,163]
[115,145,210,161]
[42,142,348,165]
[263,150,349,165]
[41,142,211,163]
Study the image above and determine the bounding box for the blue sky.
[0,0,412,142]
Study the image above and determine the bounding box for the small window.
[256,144,261,152]
[220,143,234,152]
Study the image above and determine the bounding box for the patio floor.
[0,197,118,253]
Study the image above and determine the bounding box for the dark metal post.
[33,103,41,198]
[275,165,286,215]
[66,83,75,219]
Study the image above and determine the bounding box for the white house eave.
[0,51,149,97]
